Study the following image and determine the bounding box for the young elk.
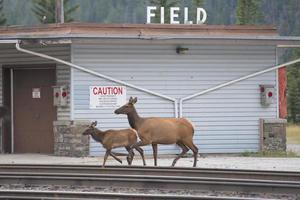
[82,121,146,167]
[114,97,199,167]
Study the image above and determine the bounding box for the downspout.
[15,42,178,117]
[275,47,279,118]
[179,58,300,117]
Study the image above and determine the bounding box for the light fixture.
[176,47,189,54]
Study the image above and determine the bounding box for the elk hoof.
[126,156,132,165]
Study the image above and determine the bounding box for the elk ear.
[132,97,137,104]
[91,121,97,127]
[129,96,133,103]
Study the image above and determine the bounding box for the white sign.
[89,86,126,109]
[147,6,207,24]
[32,88,41,99]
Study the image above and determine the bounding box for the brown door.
[13,68,56,153]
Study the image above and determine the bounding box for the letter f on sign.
[147,6,156,24]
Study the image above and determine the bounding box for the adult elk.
[114,97,198,167]
[82,121,146,167]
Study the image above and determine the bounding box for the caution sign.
[89,86,126,109]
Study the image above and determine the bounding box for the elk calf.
[82,121,146,167]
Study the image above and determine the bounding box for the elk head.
[82,121,97,135]
[114,97,137,115]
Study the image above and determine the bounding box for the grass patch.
[241,151,299,158]
[240,125,300,157]
[287,125,300,144]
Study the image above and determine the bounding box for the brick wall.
[53,121,89,157]
[260,118,287,152]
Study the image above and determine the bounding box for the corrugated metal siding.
[0,44,71,120]
[71,43,276,156]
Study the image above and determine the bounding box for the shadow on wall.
[0,106,11,153]
[0,106,10,120]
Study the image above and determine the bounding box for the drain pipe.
[179,58,300,117]
[0,40,19,44]
[15,42,178,117]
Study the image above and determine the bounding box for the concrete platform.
[0,154,299,171]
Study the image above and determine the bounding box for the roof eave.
[1,34,300,42]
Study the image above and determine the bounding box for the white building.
[0,23,299,156]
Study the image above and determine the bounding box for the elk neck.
[90,128,106,143]
[127,106,144,131]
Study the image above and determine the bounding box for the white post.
[10,68,14,153]
[55,0,64,23]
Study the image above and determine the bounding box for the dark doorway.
[2,68,12,153]
[3,66,56,154]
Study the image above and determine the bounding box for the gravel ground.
[0,184,298,200]
[0,153,299,171]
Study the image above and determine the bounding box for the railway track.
[0,164,299,199]
[1,164,299,181]
[0,190,272,200]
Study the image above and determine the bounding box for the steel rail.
[1,164,300,176]
[0,190,267,200]
[0,172,300,194]
[0,164,299,182]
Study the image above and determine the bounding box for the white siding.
[0,44,71,120]
[71,43,276,155]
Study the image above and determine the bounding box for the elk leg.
[125,146,135,165]
[102,149,111,167]
[184,141,199,167]
[129,141,149,162]
[172,142,189,167]
[134,146,146,166]
[109,152,122,164]
[152,144,158,166]
[191,143,199,167]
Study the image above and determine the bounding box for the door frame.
[2,64,56,153]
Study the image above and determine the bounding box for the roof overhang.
[0,23,300,46]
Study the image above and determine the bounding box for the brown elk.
[82,121,146,167]
[114,97,198,167]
